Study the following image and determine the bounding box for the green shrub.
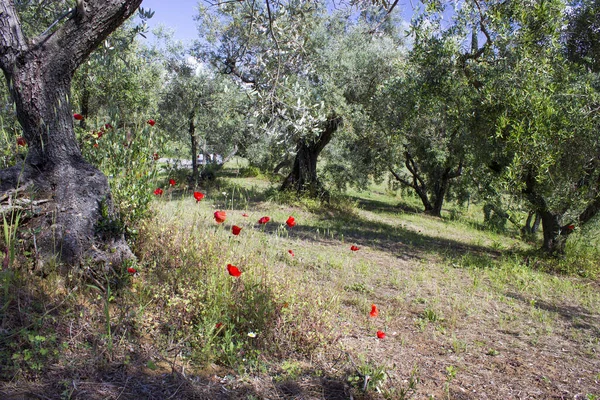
[239,165,262,178]
[79,118,164,235]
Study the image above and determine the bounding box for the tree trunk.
[428,171,451,218]
[522,211,542,235]
[0,0,143,268]
[538,210,562,253]
[273,156,291,175]
[389,162,433,214]
[428,164,462,218]
[189,113,198,185]
[523,170,572,254]
[281,115,341,196]
[390,155,462,218]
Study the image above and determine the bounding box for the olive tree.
[0,0,143,266]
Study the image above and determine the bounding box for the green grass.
[2,168,599,399]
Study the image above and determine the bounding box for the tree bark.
[389,154,462,218]
[538,210,564,253]
[523,170,573,254]
[0,0,143,267]
[429,163,463,217]
[389,161,433,213]
[281,115,341,196]
[189,112,198,185]
[428,169,451,218]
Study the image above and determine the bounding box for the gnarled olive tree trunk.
[389,152,463,218]
[523,170,581,255]
[0,0,142,267]
[281,115,342,196]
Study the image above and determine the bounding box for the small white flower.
[247,331,257,338]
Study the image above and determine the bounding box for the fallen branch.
[0,182,32,203]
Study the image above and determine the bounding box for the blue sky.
[139,0,201,43]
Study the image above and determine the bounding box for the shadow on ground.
[166,177,509,265]
[504,292,600,337]
[252,210,502,262]
[349,195,422,215]
[0,367,355,400]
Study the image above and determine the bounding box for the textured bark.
[539,210,564,253]
[0,0,143,267]
[281,115,341,196]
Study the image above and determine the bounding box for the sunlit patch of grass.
[133,198,341,370]
[4,169,600,398]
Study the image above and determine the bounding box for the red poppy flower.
[154,188,163,196]
[17,136,26,146]
[193,192,205,202]
[153,152,159,160]
[242,213,249,217]
[93,143,99,148]
[73,113,84,120]
[350,245,360,251]
[288,249,295,257]
[127,267,137,274]
[286,216,296,227]
[376,330,386,339]
[104,123,113,130]
[169,179,176,187]
[232,225,242,235]
[567,224,575,231]
[258,216,270,224]
[215,322,223,329]
[147,119,155,126]
[227,264,242,277]
[370,304,379,318]
[214,210,227,223]
[96,131,103,138]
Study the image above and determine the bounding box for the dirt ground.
[1,196,598,400]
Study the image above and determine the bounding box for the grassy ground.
[1,169,599,399]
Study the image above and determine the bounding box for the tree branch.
[222,57,256,84]
[388,166,414,189]
[369,0,400,34]
[463,0,492,62]
[448,159,463,179]
[312,114,342,154]
[33,0,143,75]
[405,151,426,190]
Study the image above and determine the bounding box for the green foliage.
[348,357,388,393]
[550,224,600,278]
[199,2,403,184]
[9,332,58,374]
[239,166,262,178]
[267,187,358,217]
[465,0,600,250]
[72,21,160,122]
[154,31,251,179]
[14,0,76,38]
[2,210,22,269]
[0,79,26,170]
[565,0,600,72]
[79,119,163,234]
